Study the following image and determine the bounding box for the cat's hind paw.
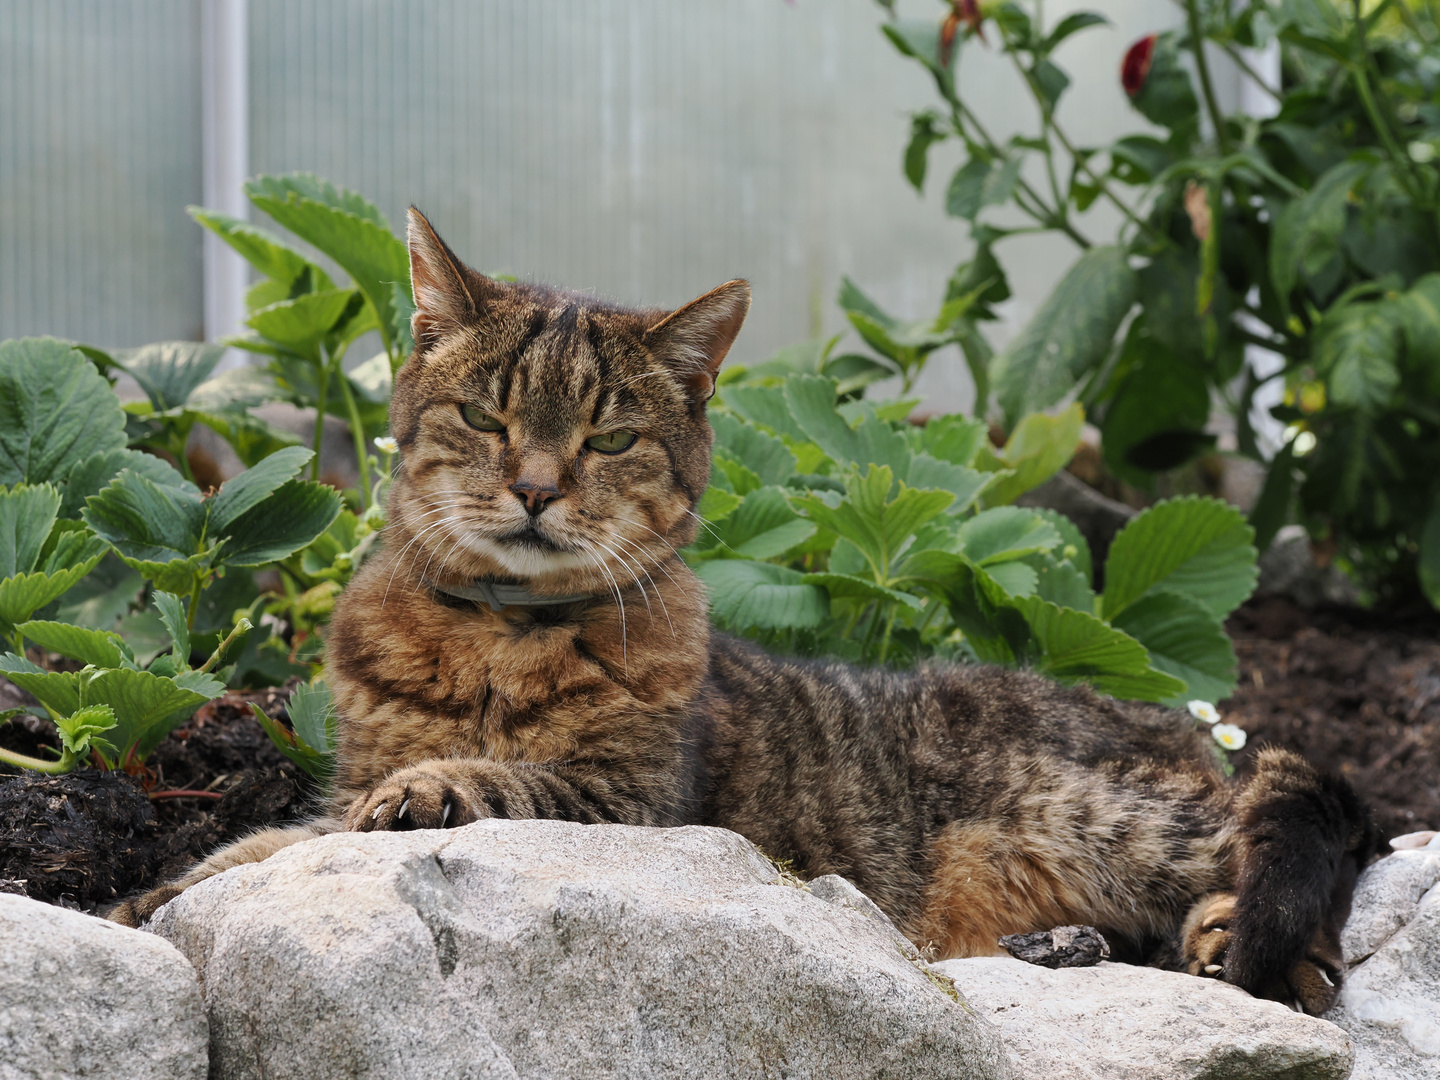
[1180,891,1343,1014]
[107,884,184,927]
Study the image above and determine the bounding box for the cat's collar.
[422,576,593,613]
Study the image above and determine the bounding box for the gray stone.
[1326,832,1440,1079]
[1255,525,1362,608]
[147,820,1011,1080]
[0,893,207,1080]
[933,956,1355,1080]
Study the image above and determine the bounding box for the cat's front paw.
[343,767,485,832]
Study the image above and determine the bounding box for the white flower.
[1212,723,1247,751]
[373,436,398,454]
[1187,700,1221,725]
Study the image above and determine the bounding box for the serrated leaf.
[152,591,190,662]
[83,468,207,567]
[288,679,338,756]
[1028,552,1094,610]
[712,487,816,560]
[1007,595,1186,701]
[1110,589,1237,706]
[1102,496,1258,621]
[915,414,987,467]
[801,572,925,610]
[784,375,911,477]
[250,702,332,777]
[246,291,360,359]
[956,507,1063,565]
[1028,508,1093,586]
[0,484,61,578]
[15,620,132,667]
[54,704,118,759]
[61,449,198,520]
[206,445,314,533]
[697,559,829,630]
[710,413,797,488]
[53,553,143,630]
[188,207,335,290]
[247,173,411,357]
[0,338,128,486]
[794,466,953,580]
[112,342,226,412]
[905,454,990,515]
[217,478,344,567]
[983,560,1039,597]
[713,450,762,497]
[992,248,1136,427]
[697,486,742,523]
[720,384,810,443]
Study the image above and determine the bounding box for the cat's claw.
[1204,964,1222,975]
[397,798,411,821]
[344,771,481,832]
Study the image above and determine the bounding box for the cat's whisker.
[382,513,467,607]
[592,537,659,631]
[683,508,726,546]
[617,369,671,389]
[608,533,676,637]
[612,516,692,605]
[574,541,628,676]
[418,516,466,588]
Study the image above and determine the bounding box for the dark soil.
[1226,596,1440,841]
[0,688,319,911]
[2,595,1438,912]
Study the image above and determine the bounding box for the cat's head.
[386,208,748,591]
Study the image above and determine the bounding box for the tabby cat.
[113,209,1376,1015]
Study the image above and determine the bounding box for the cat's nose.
[510,480,562,516]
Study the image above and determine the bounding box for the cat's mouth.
[500,524,566,553]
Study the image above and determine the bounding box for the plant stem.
[1185,0,1232,154]
[187,574,203,631]
[312,362,330,483]
[197,617,253,674]
[1232,324,1300,359]
[0,746,71,774]
[333,360,373,508]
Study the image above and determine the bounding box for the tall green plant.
[874,0,1440,605]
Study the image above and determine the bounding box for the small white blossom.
[1187,700,1221,725]
[373,436,398,454]
[1212,723,1247,751]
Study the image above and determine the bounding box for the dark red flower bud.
[1122,35,1157,97]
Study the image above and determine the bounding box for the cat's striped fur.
[112,210,1375,1014]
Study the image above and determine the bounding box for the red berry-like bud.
[1122,35,1157,97]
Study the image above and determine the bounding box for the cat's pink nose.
[510,480,562,515]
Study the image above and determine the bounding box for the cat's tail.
[1223,747,1377,999]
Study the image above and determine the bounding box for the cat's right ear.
[407,207,493,347]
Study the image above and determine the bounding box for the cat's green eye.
[460,404,505,432]
[586,429,638,454]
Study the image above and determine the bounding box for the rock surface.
[933,955,1355,1080]
[0,893,207,1080]
[1328,831,1440,1079]
[146,820,1011,1080]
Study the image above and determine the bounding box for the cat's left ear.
[644,280,751,402]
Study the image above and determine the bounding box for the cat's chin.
[452,533,589,579]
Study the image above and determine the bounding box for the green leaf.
[914,415,987,467]
[1102,496,1258,621]
[1270,161,1370,306]
[0,484,61,578]
[0,533,108,636]
[981,403,1085,506]
[801,572,925,611]
[697,559,829,630]
[904,111,946,191]
[188,208,335,291]
[1249,443,1297,554]
[946,157,1022,222]
[247,291,360,360]
[1400,274,1440,380]
[793,466,953,580]
[288,680,338,756]
[54,554,143,630]
[1008,595,1187,701]
[61,449,198,520]
[1421,497,1440,609]
[1045,11,1108,48]
[906,454,990,515]
[710,413,797,488]
[152,591,190,662]
[697,486,743,524]
[1101,321,1213,483]
[711,487,817,560]
[82,468,208,570]
[0,338,128,486]
[207,445,314,533]
[881,20,954,101]
[956,507,1063,565]
[54,704,118,760]
[1028,552,1094,610]
[1126,33,1199,138]
[15,620,132,668]
[216,478,344,567]
[111,342,226,412]
[720,384,810,443]
[992,248,1136,427]
[783,375,911,476]
[247,174,411,357]
[1314,301,1402,410]
[1028,508,1093,586]
[1110,589,1237,707]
